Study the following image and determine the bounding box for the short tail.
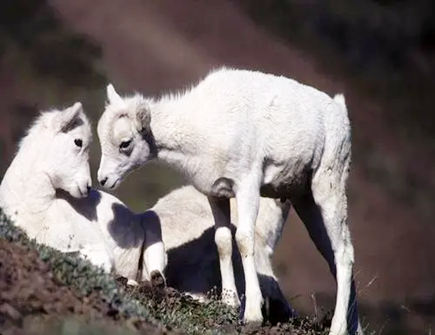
[333,93,349,119]
[333,93,346,107]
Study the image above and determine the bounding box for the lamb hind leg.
[208,196,240,307]
[143,242,166,286]
[260,274,295,324]
[255,239,295,323]
[141,213,167,285]
[292,186,361,334]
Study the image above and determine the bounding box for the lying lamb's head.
[97,84,153,190]
[40,102,92,198]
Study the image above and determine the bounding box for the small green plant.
[0,208,332,334]
[0,208,240,334]
[0,208,153,324]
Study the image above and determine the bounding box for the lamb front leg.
[235,179,263,325]
[208,196,240,307]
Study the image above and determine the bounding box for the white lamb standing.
[97,67,362,334]
[0,103,292,322]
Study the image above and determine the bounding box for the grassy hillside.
[0,210,332,334]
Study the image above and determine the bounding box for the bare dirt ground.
[0,238,165,335]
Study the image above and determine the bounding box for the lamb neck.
[150,98,201,176]
[0,147,55,219]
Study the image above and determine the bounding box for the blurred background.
[0,0,434,333]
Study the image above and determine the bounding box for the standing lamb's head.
[97,84,153,190]
[37,102,92,198]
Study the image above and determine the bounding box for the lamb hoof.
[242,305,263,330]
[150,270,165,289]
[242,320,262,333]
[126,279,139,286]
[222,289,240,307]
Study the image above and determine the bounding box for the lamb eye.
[74,139,83,148]
[120,140,132,149]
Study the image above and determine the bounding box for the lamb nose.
[87,185,91,193]
[99,177,108,186]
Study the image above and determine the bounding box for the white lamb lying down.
[148,185,293,323]
[0,104,292,321]
[0,103,166,282]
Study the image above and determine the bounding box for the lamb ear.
[135,102,151,133]
[107,84,124,106]
[58,102,83,133]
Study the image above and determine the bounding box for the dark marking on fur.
[210,177,235,198]
[143,129,158,159]
[136,234,146,283]
[61,117,84,133]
